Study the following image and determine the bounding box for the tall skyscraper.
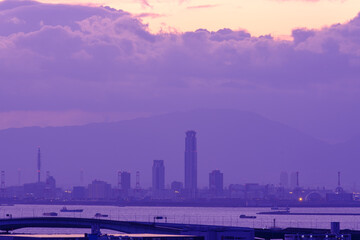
[120,171,131,191]
[185,130,197,198]
[152,160,165,192]
[209,170,223,195]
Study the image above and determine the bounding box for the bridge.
[1,217,359,240]
[0,217,254,240]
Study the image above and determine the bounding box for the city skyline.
[0,0,359,238]
[0,124,355,192]
[0,108,359,189]
[0,0,359,194]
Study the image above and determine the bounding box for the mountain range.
[0,109,358,189]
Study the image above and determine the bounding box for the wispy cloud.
[272,0,347,2]
[187,4,219,9]
[135,12,166,18]
[138,0,152,8]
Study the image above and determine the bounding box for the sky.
[35,0,360,38]
[0,0,360,144]
[0,0,360,186]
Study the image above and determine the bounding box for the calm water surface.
[1,205,360,234]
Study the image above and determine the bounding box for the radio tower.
[336,171,344,193]
[37,147,41,183]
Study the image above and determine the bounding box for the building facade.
[121,172,131,192]
[209,170,223,195]
[152,160,165,192]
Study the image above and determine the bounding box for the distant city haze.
[0,109,359,189]
[0,1,360,190]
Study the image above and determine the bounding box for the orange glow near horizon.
[30,0,360,37]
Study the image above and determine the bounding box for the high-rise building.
[88,180,111,200]
[152,160,165,191]
[185,130,197,198]
[209,170,223,195]
[120,171,131,191]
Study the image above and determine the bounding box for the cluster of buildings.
[0,131,357,206]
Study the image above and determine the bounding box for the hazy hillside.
[0,109,349,188]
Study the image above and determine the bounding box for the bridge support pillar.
[91,223,101,235]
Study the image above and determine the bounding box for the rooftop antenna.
[136,171,140,190]
[336,171,344,193]
[37,146,41,183]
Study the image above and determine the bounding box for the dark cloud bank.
[1,0,360,186]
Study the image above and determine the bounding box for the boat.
[60,207,83,213]
[94,213,108,218]
[239,214,256,219]
[43,212,58,216]
[257,210,290,215]
[271,207,290,211]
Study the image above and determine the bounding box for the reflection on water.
[1,205,360,233]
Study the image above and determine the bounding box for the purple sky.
[1,0,360,143]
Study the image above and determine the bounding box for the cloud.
[0,0,360,141]
[273,0,346,2]
[137,0,152,8]
[186,4,219,9]
[135,12,166,19]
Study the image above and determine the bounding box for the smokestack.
[37,147,41,183]
[331,222,340,235]
[338,171,341,187]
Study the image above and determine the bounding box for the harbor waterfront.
[1,205,360,233]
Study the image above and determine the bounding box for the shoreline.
[2,200,360,208]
